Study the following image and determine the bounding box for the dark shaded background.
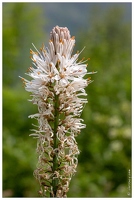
[3,2,131,197]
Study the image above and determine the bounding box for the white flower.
[21,25,96,197]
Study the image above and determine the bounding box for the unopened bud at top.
[50,25,71,43]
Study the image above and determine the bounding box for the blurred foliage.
[3,3,131,198]
[3,3,45,197]
[3,2,45,86]
[68,5,131,197]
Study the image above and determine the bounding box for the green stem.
[51,93,59,197]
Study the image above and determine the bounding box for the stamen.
[71,36,75,40]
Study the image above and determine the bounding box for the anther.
[71,36,75,40]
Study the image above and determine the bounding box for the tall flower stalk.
[20,26,96,197]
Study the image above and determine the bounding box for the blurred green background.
[3,2,131,197]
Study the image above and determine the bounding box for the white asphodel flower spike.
[20,26,96,197]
